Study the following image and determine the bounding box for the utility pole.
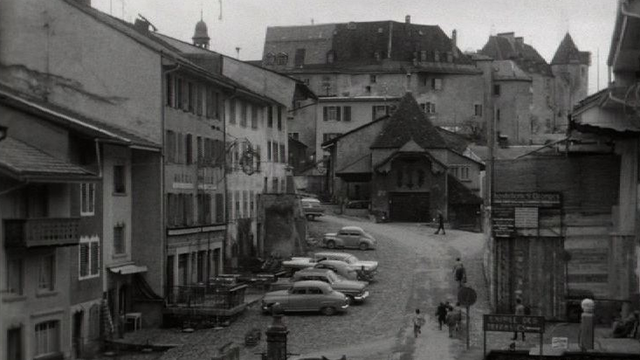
[483,59,496,308]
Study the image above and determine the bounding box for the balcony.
[4,218,80,248]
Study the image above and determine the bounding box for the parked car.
[314,252,379,275]
[301,197,325,221]
[322,226,377,250]
[314,260,360,281]
[292,268,368,303]
[345,200,371,209]
[261,280,349,316]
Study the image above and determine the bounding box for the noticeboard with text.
[483,314,545,333]
[492,192,561,237]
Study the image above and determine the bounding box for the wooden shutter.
[323,106,328,121]
[90,242,99,275]
[80,243,89,277]
[343,106,351,121]
[336,106,342,121]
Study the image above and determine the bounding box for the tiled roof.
[492,60,532,81]
[480,34,553,76]
[0,137,97,181]
[551,33,590,65]
[448,175,482,205]
[0,86,160,149]
[435,128,471,154]
[264,20,476,73]
[371,92,448,149]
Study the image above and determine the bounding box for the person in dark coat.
[436,302,448,330]
[434,210,445,234]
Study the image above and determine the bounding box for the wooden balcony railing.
[4,218,80,248]
[165,284,247,309]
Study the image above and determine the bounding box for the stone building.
[260,16,485,196]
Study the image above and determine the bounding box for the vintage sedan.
[289,268,369,303]
[261,280,349,316]
[322,226,377,250]
[314,252,378,274]
[314,260,360,281]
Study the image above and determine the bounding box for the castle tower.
[192,16,210,49]
[551,33,591,131]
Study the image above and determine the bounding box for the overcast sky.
[93,0,618,95]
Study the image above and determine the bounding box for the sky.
[93,0,618,95]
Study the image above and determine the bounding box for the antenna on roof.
[236,47,241,59]
[219,0,223,21]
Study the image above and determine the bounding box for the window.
[277,106,283,130]
[229,99,236,124]
[273,178,279,193]
[420,50,427,62]
[166,130,176,163]
[370,74,377,83]
[276,52,288,65]
[294,48,306,67]
[7,327,22,360]
[176,77,183,109]
[6,258,23,295]
[251,105,258,129]
[434,50,440,62]
[343,106,351,122]
[322,133,342,142]
[374,51,381,61]
[267,141,272,161]
[326,50,335,64]
[450,165,471,181]
[280,144,286,163]
[272,142,279,163]
[166,73,174,107]
[267,106,274,127]
[113,165,126,194]
[372,105,389,120]
[38,254,55,292]
[474,104,483,117]
[420,102,436,114]
[234,191,240,219]
[289,132,299,140]
[493,84,501,96]
[195,84,203,116]
[79,236,100,280]
[215,193,224,223]
[113,224,125,255]
[185,134,193,165]
[35,321,60,357]
[197,136,203,163]
[240,102,248,127]
[323,106,341,121]
[80,183,96,216]
[432,78,443,90]
[265,52,275,65]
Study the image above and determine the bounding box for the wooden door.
[390,192,430,222]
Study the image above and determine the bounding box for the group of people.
[412,302,464,339]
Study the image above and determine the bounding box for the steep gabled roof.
[480,33,553,76]
[551,33,590,65]
[371,93,448,149]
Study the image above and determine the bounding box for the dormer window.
[265,52,275,65]
[434,50,440,62]
[276,52,288,66]
[326,50,335,64]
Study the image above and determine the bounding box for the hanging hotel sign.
[492,192,561,237]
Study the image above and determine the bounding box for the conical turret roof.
[551,33,590,65]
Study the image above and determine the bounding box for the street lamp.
[0,125,8,142]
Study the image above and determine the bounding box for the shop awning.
[109,264,148,275]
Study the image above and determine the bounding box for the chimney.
[515,37,524,47]
[451,29,458,57]
[405,15,411,24]
[134,19,150,34]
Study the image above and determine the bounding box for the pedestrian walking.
[446,303,462,337]
[436,302,448,330]
[453,258,466,287]
[434,210,446,234]
[512,298,526,341]
[413,308,426,338]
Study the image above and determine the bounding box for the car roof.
[340,226,364,231]
[301,198,320,203]
[292,280,332,290]
[298,268,333,275]
[316,252,354,258]
[319,260,351,268]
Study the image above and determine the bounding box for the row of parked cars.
[261,231,380,316]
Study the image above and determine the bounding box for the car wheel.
[346,296,354,305]
[358,242,369,251]
[321,306,336,316]
[326,240,336,249]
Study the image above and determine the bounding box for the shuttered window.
[79,236,100,280]
[343,106,351,121]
